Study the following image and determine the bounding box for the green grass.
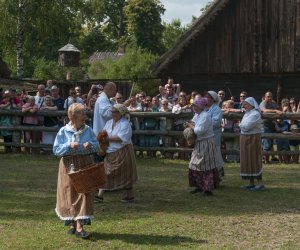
[0,154,299,249]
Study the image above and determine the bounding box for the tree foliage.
[0,0,192,82]
[124,0,165,54]
[88,48,159,95]
[162,19,187,51]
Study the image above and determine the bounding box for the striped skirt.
[240,134,263,179]
[188,137,220,191]
[104,144,138,190]
[55,154,95,223]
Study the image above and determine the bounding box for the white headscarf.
[244,97,260,111]
[207,90,221,103]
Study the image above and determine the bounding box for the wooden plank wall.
[167,0,299,75]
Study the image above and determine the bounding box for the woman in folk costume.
[239,97,264,191]
[184,97,220,195]
[53,103,99,239]
[204,90,225,177]
[95,104,138,202]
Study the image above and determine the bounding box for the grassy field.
[0,154,299,250]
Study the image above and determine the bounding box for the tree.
[162,19,187,51]
[0,0,86,77]
[88,48,159,95]
[124,0,165,54]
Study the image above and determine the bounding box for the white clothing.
[240,108,263,135]
[192,111,214,141]
[93,92,112,135]
[103,117,132,153]
[35,96,45,109]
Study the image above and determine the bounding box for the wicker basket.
[68,162,106,193]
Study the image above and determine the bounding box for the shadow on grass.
[89,232,207,245]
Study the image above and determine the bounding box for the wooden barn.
[151,0,300,103]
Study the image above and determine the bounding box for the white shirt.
[192,111,214,141]
[35,96,44,109]
[93,92,112,136]
[103,117,132,153]
[239,108,263,135]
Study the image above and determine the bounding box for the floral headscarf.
[113,104,130,120]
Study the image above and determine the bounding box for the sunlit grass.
[0,154,299,249]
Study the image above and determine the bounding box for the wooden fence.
[1,109,300,156]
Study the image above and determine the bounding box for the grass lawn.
[0,154,299,249]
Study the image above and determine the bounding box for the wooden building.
[151,0,300,103]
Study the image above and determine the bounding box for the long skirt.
[188,138,220,192]
[55,154,95,225]
[240,134,263,180]
[104,144,138,190]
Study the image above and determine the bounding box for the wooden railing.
[1,109,300,156]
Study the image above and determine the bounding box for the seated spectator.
[164,86,178,109]
[189,91,199,105]
[151,96,161,112]
[40,95,58,151]
[172,95,192,160]
[115,93,123,104]
[64,88,84,111]
[164,77,180,95]
[234,91,247,109]
[156,85,165,101]
[22,96,39,153]
[0,91,16,153]
[140,96,159,157]
[159,99,172,158]
[289,97,298,113]
[286,124,300,163]
[75,86,82,97]
[221,100,240,163]
[274,119,290,163]
[9,88,22,108]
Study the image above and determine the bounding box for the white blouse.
[239,108,263,135]
[103,117,132,153]
[192,111,214,141]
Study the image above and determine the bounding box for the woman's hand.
[70,142,79,149]
[83,142,91,149]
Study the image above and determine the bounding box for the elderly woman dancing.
[95,104,138,202]
[53,103,100,239]
[184,98,221,195]
[239,97,264,191]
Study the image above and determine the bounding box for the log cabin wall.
[156,0,300,103]
[167,0,298,74]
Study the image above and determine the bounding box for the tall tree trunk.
[16,0,24,78]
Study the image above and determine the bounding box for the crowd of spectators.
[1,78,300,163]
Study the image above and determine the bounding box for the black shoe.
[94,195,104,202]
[121,196,135,203]
[67,227,76,235]
[189,188,203,194]
[203,191,213,196]
[75,230,90,239]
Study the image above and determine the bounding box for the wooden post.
[295,0,300,71]
[276,76,283,104]
[66,67,71,80]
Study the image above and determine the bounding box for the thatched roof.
[151,0,229,75]
[88,51,125,64]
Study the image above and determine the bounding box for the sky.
[160,0,212,25]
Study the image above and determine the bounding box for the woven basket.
[68,162,106,193]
